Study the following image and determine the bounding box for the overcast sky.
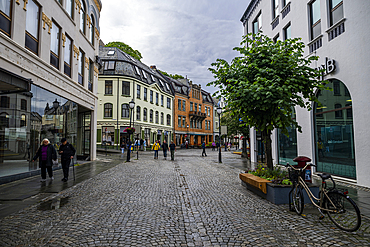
[100,0,251,94]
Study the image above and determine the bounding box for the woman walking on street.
[32,138,57,182]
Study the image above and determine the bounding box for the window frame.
[143,108,147,121]
[64,34,72,77]
[105,80,113,95]
[121,104,129,118]
[0,0,12,36]
[78,49,84,85]
[137,84,141,99]
[25,0,40,55]
[309,0,321,41]
[50,20,61,69]
[122,81,130,96]
[104,103,113,118]
[144,88,147,101]
[329,0,343,26]
[136,106,141,120]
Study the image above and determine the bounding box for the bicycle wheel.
[292,184,304,215]
[325,191,361,232]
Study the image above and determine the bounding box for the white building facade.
[97,47,175,149]
[0,0,101,182]
[241,0,370,187]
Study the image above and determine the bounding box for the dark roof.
[99,47,174,95]
[201,90,214,104]
[240,0,259,24]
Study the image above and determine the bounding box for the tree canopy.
[105,41,143,61]
[208,33,328,168]
[159,70,185,80]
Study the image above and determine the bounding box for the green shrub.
[246,164,291,185]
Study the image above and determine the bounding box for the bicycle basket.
[288,168,300,182]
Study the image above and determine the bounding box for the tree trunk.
[241,138,248,158]
[264,129,273,170]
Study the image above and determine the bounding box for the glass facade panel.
[314,80,355,178]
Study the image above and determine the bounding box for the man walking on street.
[162,140,168,160]
[169,141,176,160]
[59,138,76,182]
[152,140,160,159]
[201,141,207,157]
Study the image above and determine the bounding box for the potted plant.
[124,127,135,134]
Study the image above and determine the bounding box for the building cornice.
[240,0,260,24]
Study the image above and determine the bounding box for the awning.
[0,67,31,95]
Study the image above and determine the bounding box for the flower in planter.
[248,164,290,185]
[123,127,135,133]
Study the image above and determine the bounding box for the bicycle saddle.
[317,173,331,180]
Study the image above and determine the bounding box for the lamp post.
[217,106,222,163]
[127,99,135,162]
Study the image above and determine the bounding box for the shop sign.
[316,57,336,81]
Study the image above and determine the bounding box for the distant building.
[241,0,370,187]
[0,0,102,181]
[97,47,175,148]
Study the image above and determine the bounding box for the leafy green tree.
[220,110,250,157]
[208,33,328,169]
[159,70,185,80]
[105,41,143,61]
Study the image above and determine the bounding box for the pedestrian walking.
[58,138,76,182]
[143,139,147,151]
[120,142,125,158]
[224,142,228,151]
[169,141,176,160]
[162,140,168,160]
[228,142,231,151]
[185,140,188,149]
[216,141,220,151]
[152,140,160,159]
[32,138,57,182]
[201,141,207,157]
[212,141,216,151]
[140,138,144,151]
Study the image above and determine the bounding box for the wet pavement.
[0,149,370,246]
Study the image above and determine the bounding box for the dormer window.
[107,50,115,56]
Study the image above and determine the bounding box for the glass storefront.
[0,83,90,178]
[278,110,298,165]
[314,79,356,179]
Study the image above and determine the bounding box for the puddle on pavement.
[37,197,69,211]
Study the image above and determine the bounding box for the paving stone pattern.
[1,150,370,246]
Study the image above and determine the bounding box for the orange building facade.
[166,77,214,147]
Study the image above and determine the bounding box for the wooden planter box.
[239,173,320,205]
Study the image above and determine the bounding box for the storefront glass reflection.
[278,109,297,165]
[314,80,356,179]
[0,84,78,177]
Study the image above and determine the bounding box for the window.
[122,104,129,118]
[194,103,197,112]
[252,13,262,34]
[90,15,95,46]
[50,21,60,69]
[160,112,164,125]
[150,90,153,103]
[282,0,290,7]
[144,88,147,101]
[136,106,141,120]
[150,110,153,122]
[178,99,181,110]
[104,103,113,118]
[205,120,208,130]
[333,81,340,95]
[178,116,181,127]
[167,97,171,109]
[273,34,279,43]
[335,104,343,118]
[105,81,113,95]
[156,92,159,105]
[25,0,40,54]
[310,0,321,40]
[182,117,186,128]
[283,23,291,40]
[143,108,147,121]
[64,35,72,77]
[122,81,130,96]
[272,0,279,19]
[20,114,26,127]
[0,96,10,108]
[205,107,208,116]
[190,119,193,128]
[182,100,186,111]
[198,104,201,112]
[78,49,84,85]
[134,66,140,75]
[142,70,148,79]
[137,85,141,99]
[346,105,353,119]
[155,111,159,124]
[88,59,93,91]
[80,0,86,34]
[190,102,193,111]
[21,99,27,111]
[167,114,171,126]
[0,0,12,36]
[161,95,164,106]
[66,0,74,19]
[104,61,115,70]
[329,0,343,26]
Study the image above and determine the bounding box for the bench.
[239,173,271,194]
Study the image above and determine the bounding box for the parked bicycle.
[286,162,361,232]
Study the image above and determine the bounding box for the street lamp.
[127,99,135,162]
[217,106,222,163]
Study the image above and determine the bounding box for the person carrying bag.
[32,138,57,182]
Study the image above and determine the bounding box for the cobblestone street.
[1,149,370,246]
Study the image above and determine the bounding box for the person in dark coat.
[162,140,169,160]
[59,138,76,182]
[32,138,57,182]
[201,141,207,157]
[169,141,176,160]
